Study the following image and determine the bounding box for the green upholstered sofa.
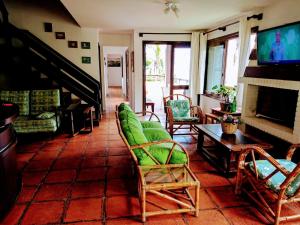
[116,103,189,166]
[0,89,61,134]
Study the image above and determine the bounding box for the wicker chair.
[235,144,300,225]
[163,94,204,137]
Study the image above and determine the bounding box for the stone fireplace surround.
[240,77,300,143]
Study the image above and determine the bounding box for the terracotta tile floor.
[1,87,300,225]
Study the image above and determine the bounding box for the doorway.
[143,42,191,113]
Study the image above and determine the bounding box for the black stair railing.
[7,23,102,120]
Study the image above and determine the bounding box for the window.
[205,33,257,91]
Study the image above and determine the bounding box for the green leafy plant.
[212,85,236,103]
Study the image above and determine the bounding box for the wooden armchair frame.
[235,144,300,225]
[163,94,204,137]
[115,106,200,222]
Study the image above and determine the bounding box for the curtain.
[189,32,207,105]
[236,16,255,107]
[199,32,207,95]
[189,32,200,104]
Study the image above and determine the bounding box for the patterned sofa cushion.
[249,159,300,197]
[31,89,60,115]
[14,116,60,133]
[0,90,30,116]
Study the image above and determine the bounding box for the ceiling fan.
[163,0,180,17]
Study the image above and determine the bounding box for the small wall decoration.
[82,56,91,64]
[44,22,52,32]
[68,41,78,48]
[107,57,121,67]
[55,32,65,39]
[81,42,91,49]
[131,51,134,72]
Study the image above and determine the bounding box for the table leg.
[70,111,75,136]
[197,131,204,151]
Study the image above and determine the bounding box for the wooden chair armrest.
[237,145,290,177]
[135,111,160,122]
[190,105,204,123]
[130,139,189,165]
[286,144,300,160]
[279,163,300,195]
[166,106,174,122]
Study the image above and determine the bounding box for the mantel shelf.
[239,77,300,90]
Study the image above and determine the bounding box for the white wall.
[6,0,100,81]
[133,31,191,111]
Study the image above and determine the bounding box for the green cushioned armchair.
[163,94,204,137]
[235,144,300,225]
[0,89,62,134]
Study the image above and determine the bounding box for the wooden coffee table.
[196,124,272,177]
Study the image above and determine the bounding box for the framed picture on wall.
[44,22,52,32]
[55,32,65,39]
[107,58,121,67]
[68,41,78,48]
[81,42,91,49]
[82,56,91,64]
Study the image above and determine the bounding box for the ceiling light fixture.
[164,0,179,17]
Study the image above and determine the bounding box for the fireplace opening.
[256,87,298,128]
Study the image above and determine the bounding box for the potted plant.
[219,114,240,134]
[212,85,236,112]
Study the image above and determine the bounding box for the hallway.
[1,88,297,225]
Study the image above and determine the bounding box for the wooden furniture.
[139,164,200,222]
[145,100,155,112]
[235,145,300,225]
[0,101,20,218]
[196,124,272,176]
[66,103,93,136]
[205,107,241,124]
[163,94,204,137]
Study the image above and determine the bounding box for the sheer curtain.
[236,16,255,107]
[189,32,207,105]
[189,32,200,104]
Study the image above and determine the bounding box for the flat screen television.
[257,21,300,65]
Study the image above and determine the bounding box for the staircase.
[0,2,102,121]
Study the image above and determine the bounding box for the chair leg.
[170,124,174,138]
[274,200,282,225]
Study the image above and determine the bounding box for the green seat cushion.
[118,103,132,112]
[249,159,300,197]
[31,89,60,115]
[14,116,60,133]
[0,90,30,116]
[174,117,199,122]
[141,121,163,129]
[167,99,190,118]
[143,128,172,142]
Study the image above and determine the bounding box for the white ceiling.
[60,0,278,32]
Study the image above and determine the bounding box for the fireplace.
[256,87,298,128]
[240,77,300,143]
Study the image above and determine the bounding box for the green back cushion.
[118,103,132,112]
[31,89,60,115]
[0,90,30,116]
[167,99,190,118]
[249,159,300,197]
[119,110,143,131]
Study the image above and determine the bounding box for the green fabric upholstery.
[118,103,132,112]
[143,128,172,142]
[174,117,199,122]
[14,116,60,133]
[167,99,190,118]
[141,121,163,129]
[36,112,55,119]
[249,159,300,197]
[0,90,30,116]
[31,89,60,115]
[118,103,188,166]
